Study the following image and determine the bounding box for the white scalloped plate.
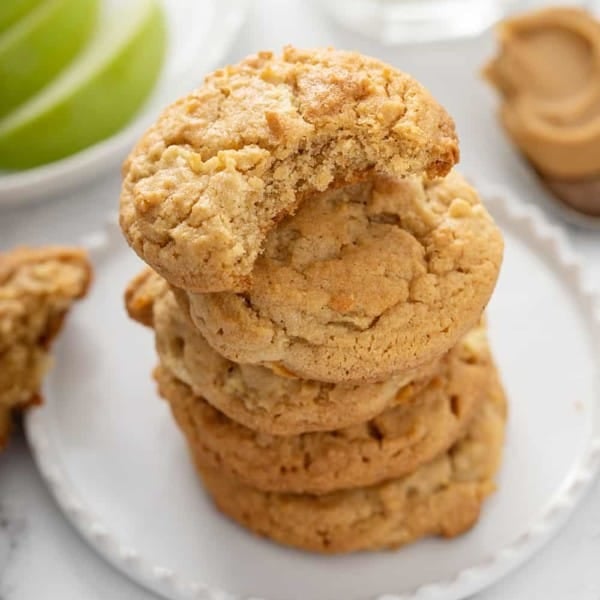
[0,0,247,207]
[25,188,600,600]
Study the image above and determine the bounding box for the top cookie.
[120,46,459,292]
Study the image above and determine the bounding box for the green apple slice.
[0,0,167,170]
[0,0,99,117]
[0,0,45,33]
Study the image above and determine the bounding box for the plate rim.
[24,186,600,600]
[0,0,248,208]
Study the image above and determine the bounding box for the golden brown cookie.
[124,267,164,328]
[157,324,492,495]
[0,246,91,448]
[180,170,503,383]
[196,369,507,553]
[120,46,459,293]
[125,269,441,434]
[152,279,443,435]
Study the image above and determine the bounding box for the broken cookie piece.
[0,246,92,448]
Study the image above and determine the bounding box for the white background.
[1,1,600,599]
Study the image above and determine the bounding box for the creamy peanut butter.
[485,8,600,181]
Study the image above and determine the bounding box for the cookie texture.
[119,46,459,293]
[180,170,503,383]
[124,267,164,328]
[157,323,492,494]
[158,290,438,435]
[197,369,507,553]
[126,270,442,435]
[0,246,91,447]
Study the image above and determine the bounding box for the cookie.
[196,370,507,553]
[124,267,164,328]
[147,276,444,435]
[120,46,459,293]
[180,170,503,383]
[0,247,91,419]
[157,323,492,495]
[125,269,442,434]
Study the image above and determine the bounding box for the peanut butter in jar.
[484,7,600,217]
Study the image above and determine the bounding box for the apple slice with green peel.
[0,0,167,170]
[0,0,99,117]
[0,0,45,33]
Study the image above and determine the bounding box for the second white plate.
[26,189,600,600]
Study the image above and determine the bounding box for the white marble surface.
[1,1,600,598]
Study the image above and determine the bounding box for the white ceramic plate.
[0,0,247,207]
[25,189,600,600]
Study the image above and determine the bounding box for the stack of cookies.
[120,47,506,553]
